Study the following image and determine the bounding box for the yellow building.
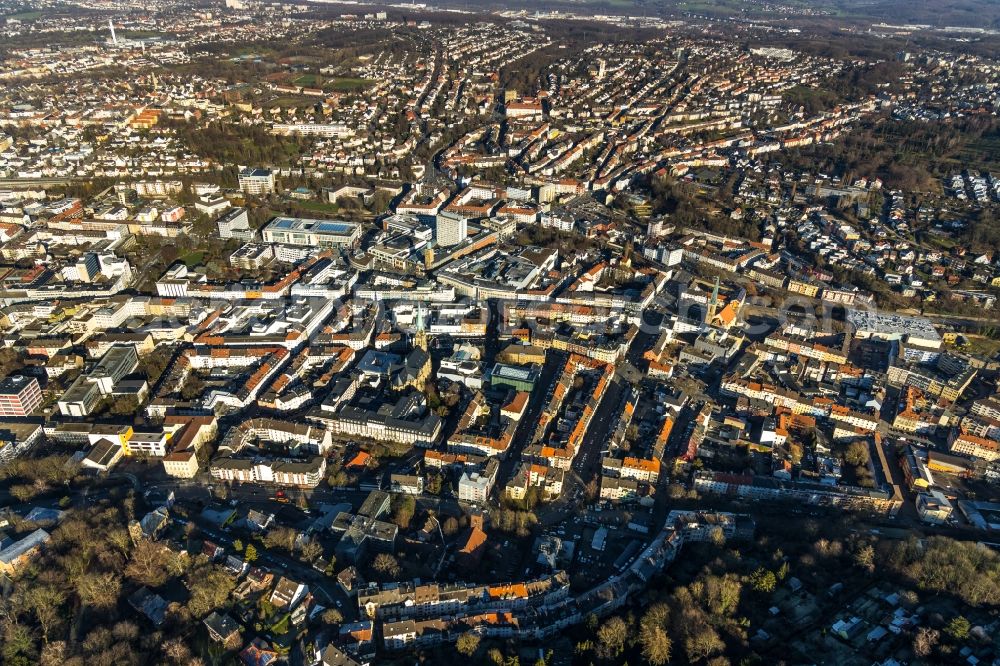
[162,450,199,478]
[787,279,820,298]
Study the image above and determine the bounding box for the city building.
[262,217,361,249]
[458,459,499,503]
[487,363,540,393]
[436,213,468,247]
[238,168,276,196]
[0,375,42,417]
[216,207,254,241]
[0,528,51,576]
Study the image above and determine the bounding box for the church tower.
[706,276,720,324]
[414,302,428,352]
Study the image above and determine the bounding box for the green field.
[293,73,322,87]
[180,251,204,267]
[289,75,372,92]
[268,96,311,108]
[292,199,340,215]
[6,10,43,20]
[328,77,373,92]
[951,133,1000,172]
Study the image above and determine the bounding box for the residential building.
[216,207,254,241]
[390,474,424,495]
[916,490,953,524]
[0,528,50,576]
[458,459,499,503]
[238,168,276,196]
[0,375,42,417]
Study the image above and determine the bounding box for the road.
[185,509,352,621]
[570,311,663,488]
[493,348,569,501]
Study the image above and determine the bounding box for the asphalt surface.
[493,348,570,501]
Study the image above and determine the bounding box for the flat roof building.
[238,168,275,196]
[487,363,540,393]
[847,309,941,348]
[216,207,254,241]
[0,375,42,417]
[262,216,361,249]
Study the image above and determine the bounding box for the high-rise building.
[238,168,275,196]
[435,213,467,247]
[0,376,43,417]
[216,207,253,241]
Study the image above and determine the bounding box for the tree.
[912,627,939,657]
[749,567,777,593]
[372,553,401,580]
[0,347,24,377]
[701,574,741,615]
[888,536,1000,606]
[641,626,672,665]
[442,516,459,536]
[109,395,140,417]
[641,603,670,630]
[233,539,244,552]
[2,623,37,665]
[853,543,875,572]
[126,541,182,588]
[321,608,343,625]
[456,631,480,657]
[186,564,236,618]
[300,540,323,563]
[10,484,37,502]
[263,527,296,552]
[596,616,628,658]
[684,622,725,662]
[162,637,193,664]
[180,373,206,401]
[777,561,790,581]
[244,544,258,562]
[392,495,416,530]
[39,641,66,666]
[77,570,122,610]
[23,585,65,645]
[845,441,869,466]
[945,616,971,641]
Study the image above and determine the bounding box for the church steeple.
[706,276,720,324]
[414,302,428,352]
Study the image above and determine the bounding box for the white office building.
[238,168,276,196]
[435,213,468,247]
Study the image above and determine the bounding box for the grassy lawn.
[180,251,204,267]
[293,73,321,88]
[7,10,43,20]
[293,199,340,215]
[328,77,373,92]
[955,335,1000,359]
[270,613,291,635]
[267,96,311,108]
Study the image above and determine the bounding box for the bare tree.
[912,627,939,658]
